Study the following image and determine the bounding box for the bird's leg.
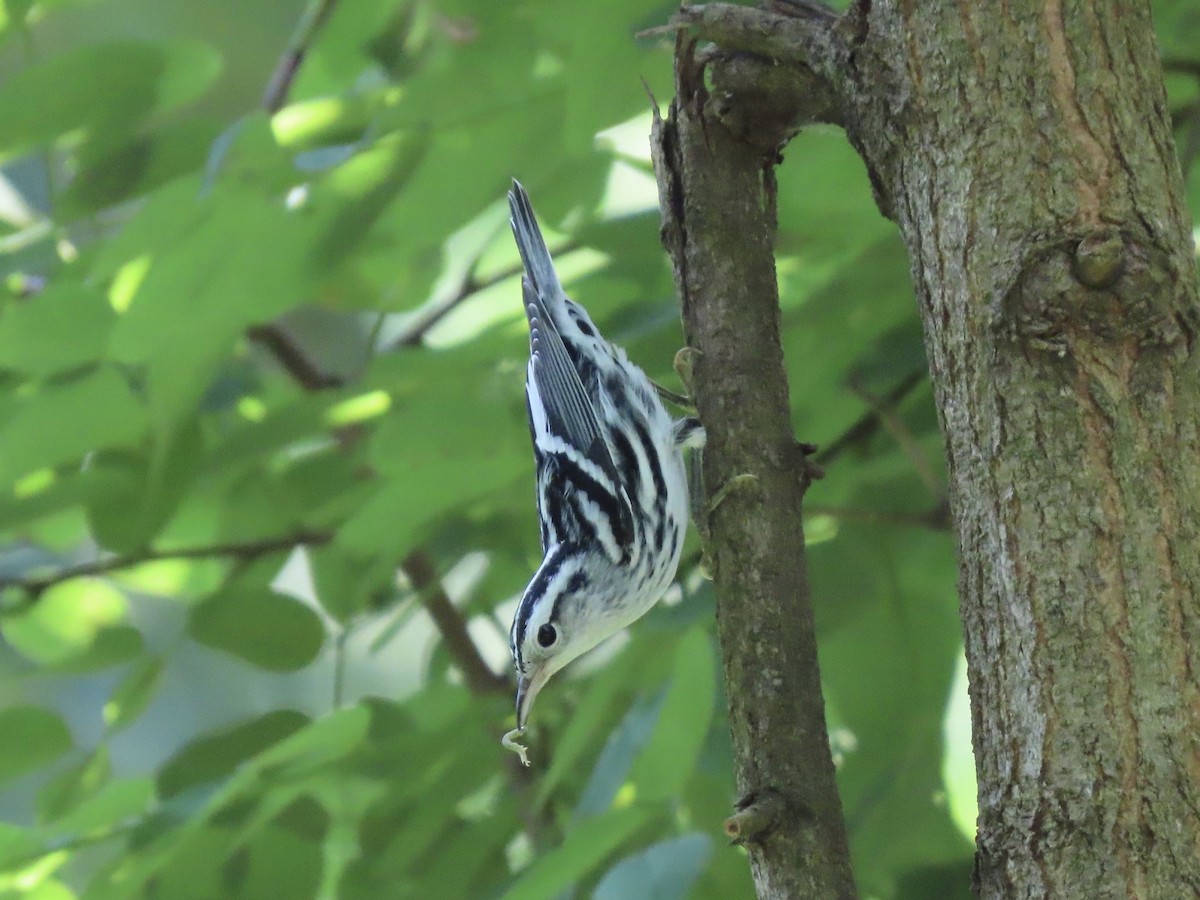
[691,465,753,585]
[652,381,694,410]
[651,345,704,410]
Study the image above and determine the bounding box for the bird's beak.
[515,665,552,730]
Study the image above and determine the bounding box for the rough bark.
[651,38,858,900]
[669,0,1200,896]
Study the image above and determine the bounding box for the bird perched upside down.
[502,181,704,766]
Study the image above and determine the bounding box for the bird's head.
[509,547,627,729]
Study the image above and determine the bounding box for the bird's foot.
[708,472,759,514]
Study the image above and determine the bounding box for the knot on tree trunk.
[1000,228,1192,353]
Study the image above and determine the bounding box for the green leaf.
[107,184,314,431]
[536,662,631,806]
[47,625,143,673]
[38,745,109,823]
[188,585,326,672]
[594,833,714,900]
[15,879,76,900]
[47,776,155,835]
[0,706,72,784]
[226,825,322,899]
[247,705,371,780]
[0,281,114,376]
[158,710,310,800]
[499,807,650,900]
[629,627,715,802]
[0,822,41,869]
[103,656,165,731]
[0,368,148,492]
[84,417,204,554]
[0,39,222,162]
[58,119,223,219]
[574,694,664,820]
[2,579,128,665]
[818,526,970,896]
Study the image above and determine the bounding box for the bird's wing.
[509,181,635,554]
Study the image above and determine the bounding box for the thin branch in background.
[401,550,508,696]
[847,377,944,498]
[0,531,332,612]
[1162,57,1200,80]
[263,0,341,113]
[814,368,926,465]
[388,239,580,350]
[247,324,346,390]
[805,502,951,531]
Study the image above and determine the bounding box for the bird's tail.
[508,180,563,306]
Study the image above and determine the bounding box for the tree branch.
[724,791,787,846]
[263,0,340,113]
[1,531,332,612]
[651,35,856,899]
[814,368,927,466]
[806,502,951,531]
[672,2,846,84]
[387,239,579,350]
[401,550,507,696]
[248,323,345,390]
[847,378,943,499]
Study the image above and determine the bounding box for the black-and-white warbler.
[502,181,704,765]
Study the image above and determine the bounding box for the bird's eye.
[536,624,558,648]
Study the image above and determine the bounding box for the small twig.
[1,531,332,611]
[847,379,942,497]
[263,0,341,113]
[248,324,345,390]
[389,239,580,350]
[806,502,951,531]
[1162,57,1200,80]
[401,550,507,696]
[814,369,926,465]
[724,793,786,845]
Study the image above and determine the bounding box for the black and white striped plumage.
[506,181,702,733]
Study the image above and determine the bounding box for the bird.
[502,180,703,765]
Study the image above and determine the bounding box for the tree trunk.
[663,1,1200,896]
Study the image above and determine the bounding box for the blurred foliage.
[0,0,1194,897]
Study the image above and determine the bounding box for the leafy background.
[0,0,1197,898]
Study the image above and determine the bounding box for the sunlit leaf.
[2,579,127,665]
[103,656,165,731]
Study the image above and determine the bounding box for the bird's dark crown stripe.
[514,546,567,662]
[550,566,589,624]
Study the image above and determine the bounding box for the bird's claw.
[708,473,759,514]
[674,346,703,399]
